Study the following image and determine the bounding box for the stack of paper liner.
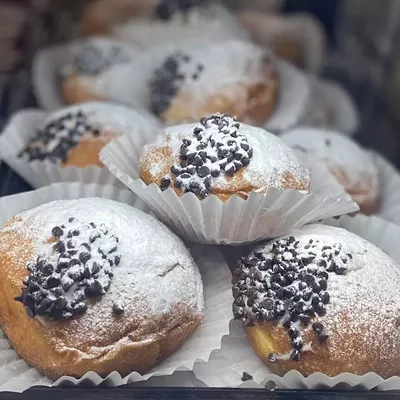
[0,182,233,392]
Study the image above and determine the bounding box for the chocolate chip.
[112,301,125,315]
[299,314,309,325]
[268,353,278,363]
[197,165,210,178]
[241,372,253,382]
[315,302,326,316]
[47,277,60,289]
[54,297,67,309]
[160,176,171,191]
[54,241,66,253]
[79,252,91,264]
[85,280,103,297]
[282,316,291,329]
[290,349,301,362]
[320,291,330,305]
[74,302,88,314]
[318,332,329,343]
[312,322,324,334]
[52,226,64,238]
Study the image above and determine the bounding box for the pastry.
[60,38,138,105]
[104,1,244,50]
[149,41,279,125]
[0,198,203,379]
[232,224,400,378]
[238,12,325,72]
[281,128,379,215]
[140,114,310,201]
[19,103,132,168]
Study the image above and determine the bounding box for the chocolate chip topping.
[72,43,131,76]
[160,114,253,198]
[232,236,352,362]
[15,218,121,320]
[241,372,253,382]
[19,111,100,164]
[150,52,204,117]
[154,0,206,20]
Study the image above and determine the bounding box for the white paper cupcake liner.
[299,77,359,135]
[0,182,232,392]
[373,151,400,227]
[193,214,400,391]
[100,132,358,245]
[0,102,161,189]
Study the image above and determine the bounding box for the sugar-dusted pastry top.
[233,224,400,364]
[150,40,275,119]
[281,128,378,194]
[3,198,204,332]
[140,114,310,199]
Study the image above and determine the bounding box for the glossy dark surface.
[0,387,399,400]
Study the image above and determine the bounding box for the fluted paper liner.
[0,182,232,392]
[100,132,358,244]
[0,102,161,188]
[300,77,359,135]
[193,214,400,391]
[32,36,310,133]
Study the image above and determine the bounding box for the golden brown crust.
[82,0,158,36]
[329,165,380,216]
[0,223,202,380]
[246,316,400,378]
[61,75,105,106]
[61,131,118,168]
[161,68,279,126]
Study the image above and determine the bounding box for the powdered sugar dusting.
[3,198,203,343]
[166,40,269,104]
[146,120,309,191]
[281,128,378,193]
[61,38,143,103]
[256,224,400,363]
[113,4,246,49]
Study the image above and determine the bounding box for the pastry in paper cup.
[149,40,279,126]
[299,78,359,134]
[0,102,161,189]
[238,12,326,74]
[33,37,146,110]
[193,214,400,390]
[100,114,358,244]
[281,127,379,215]
[146,40,309,132]
[0,182,232,392]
